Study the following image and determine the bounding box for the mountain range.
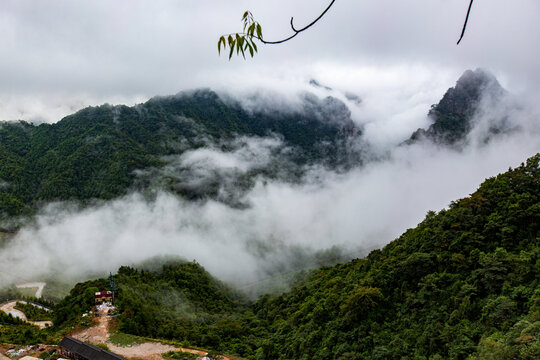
[0,69,512,222]
[0,69,538,359]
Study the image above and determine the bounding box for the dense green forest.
[250,154,539,360]
[14,302,53,321]
[0,90,361,220]
[46,154,539,359]
[0,71,534,357]
[0,310,50,345]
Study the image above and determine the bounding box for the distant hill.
[0,70,519,220]
[0,89,362,219]
[407,69,507,146]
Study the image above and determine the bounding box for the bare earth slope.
[71,306,211,359]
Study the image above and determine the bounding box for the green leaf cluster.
[218,11,262,59]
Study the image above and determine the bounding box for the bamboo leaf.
[228,39,235,59]
[217,36,225,55]
[248,23,255,36]
[240,44,246,59]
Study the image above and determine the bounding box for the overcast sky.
[1,0,539,123]
[1,1,540,288]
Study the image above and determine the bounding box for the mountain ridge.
[0,89,363,220]
[0,69,521,224]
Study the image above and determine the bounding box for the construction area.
[0,284,225,360]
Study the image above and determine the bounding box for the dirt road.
[71,306,213,359]
[0,301,53,329]
[0,301,26,320]
[16,282,46,298]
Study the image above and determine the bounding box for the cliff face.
[408,68,506,145]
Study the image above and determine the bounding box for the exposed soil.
[108,343,185,359]
[0,301,52,329]
[71,305,217,360]
[71,306,109,344]
[0,301,27,321]
[16,282,46,298]
[29,321,52,329]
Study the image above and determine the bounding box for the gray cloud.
[1,0,539,294]
[0,90,538,292]
[1,1,540,122]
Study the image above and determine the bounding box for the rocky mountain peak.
[407,69,506,146]
[431,68,504,118]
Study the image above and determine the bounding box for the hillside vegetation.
[46,153,539,359]
[0,90,360,220]
[250,154,539,359]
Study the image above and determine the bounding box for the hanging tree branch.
[219,0,475,59]
[457,0,475,44]
[218,0,336,59]
[260,0,336,44]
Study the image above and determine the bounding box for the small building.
[59,337,127,360]
[94,290,113,304]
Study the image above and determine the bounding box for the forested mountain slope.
[0,69,512,221]
[0,90,361,219]
[49,153,539,359]
[251,154,539,360]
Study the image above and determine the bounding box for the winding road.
[0,300,52,329]
[16,282,46,298]
[0,282,52,329]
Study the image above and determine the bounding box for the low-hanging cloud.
[0,79,539,297]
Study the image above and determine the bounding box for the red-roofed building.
[94,290,112,304]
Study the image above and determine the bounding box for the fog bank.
[0,80,538,294]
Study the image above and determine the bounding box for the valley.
[0,153,537,359]
[2,1,539,359]
[0,70,538,359]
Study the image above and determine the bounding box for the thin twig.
[457,0,475,45]
[260,0,337,45]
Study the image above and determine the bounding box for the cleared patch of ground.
[0,301,26,320]
[71,305,219,360]
[16,282,46,298]
[0,301,53,329]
